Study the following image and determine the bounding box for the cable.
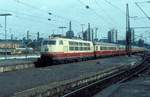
[0,8,47,19]
[93,0,118,26]
[13,0,81,24]
[0,8,60,27]
[0,8,47,22]
[77,0,112,28]
[104,0,126,15]
[135,2,150,21]
[0,9,60,37]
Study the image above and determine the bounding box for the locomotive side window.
[84,47,87,50]
[59,40,63,45]
[69,41,73,45]
[80,47,83,51]
[96,46,98,50]
[100,46,107,50]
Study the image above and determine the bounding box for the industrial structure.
[107,29,118,43]
[66,21,74,39]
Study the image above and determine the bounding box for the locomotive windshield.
[43,40,56,45]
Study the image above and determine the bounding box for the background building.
[131,28,135,44]
[66,21,74,39]
[108,29,118,43]
[0,40,22,54]
[0,40,21,49]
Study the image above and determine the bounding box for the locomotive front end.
[36,39,58,67]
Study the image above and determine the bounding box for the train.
[35,37,145,67]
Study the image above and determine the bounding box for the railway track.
[35,53,141,67]
[61,54,150,97]
[11,54,145,97]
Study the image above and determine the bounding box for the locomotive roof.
[47,37,123,46]
[94,42,118,46]
[48,37,92,43]
[44,37,145,49]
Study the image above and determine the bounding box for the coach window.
[75,47,78,50]
[75,42,78,46]
[86,47,88,50]
[110,47,113,50]
[101,46,106,50]
[100,47,102,50]
[83,43,87,46]
[59,40,63,45]
[105,47,108,50]
[69,47,74,51]
[96,46,98,50]
[113,47,116,50]
[100,46,102,50]
[80,47,83,51]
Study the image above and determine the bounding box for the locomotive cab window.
[43,40,56,45]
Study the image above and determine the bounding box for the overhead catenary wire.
[135,2,150,21]
[13,0,81,24]
[104,0,126,15]
[0,8,48,21]
[77,0,112,28]
[0,9,59,38]
[13,0,83,30]
[0,7,67,30]
[14,15,59,27]
[92,0,118,26]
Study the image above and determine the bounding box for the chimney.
[69,21,72,31]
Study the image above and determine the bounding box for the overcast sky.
[0,0,150,43]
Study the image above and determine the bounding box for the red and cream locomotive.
[36,37,144,66]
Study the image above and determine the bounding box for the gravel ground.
[0,55,141,97]
[93,77,150,97]
[93,61,150,97]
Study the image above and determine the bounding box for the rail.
[12,65,126,97]
[12,54,149,97]
[61,56,149,97]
